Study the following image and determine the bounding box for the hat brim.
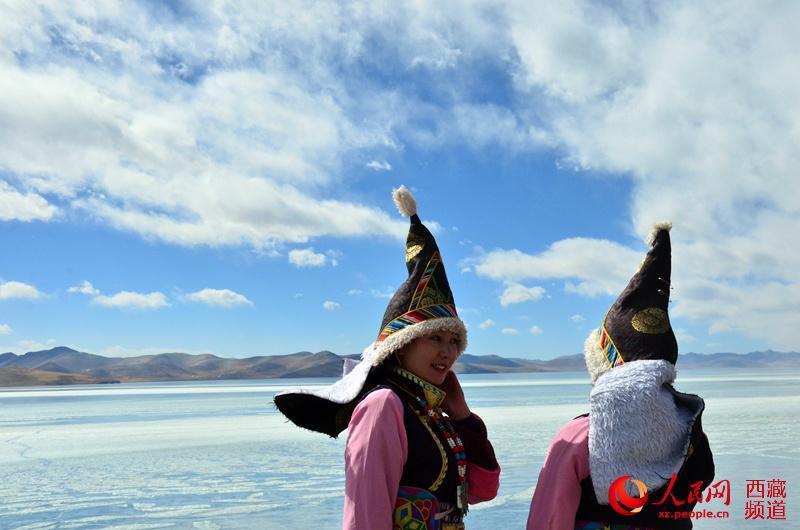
[273,357,376,437]
[363,316,468,366]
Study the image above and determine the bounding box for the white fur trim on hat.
[645,220,672,246]
[584,327,613,384]
[362,316,468,366]
[392,185,417,218]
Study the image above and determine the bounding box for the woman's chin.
[428,371,447,386]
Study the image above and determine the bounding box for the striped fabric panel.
[378,304,458,342]
[599,326,625,368]
[409,253,441,310]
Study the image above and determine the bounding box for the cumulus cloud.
[0,281,42,300]
[0,324,12,335]
[569,314,585,323]
[323,300,341,311]
[93,291,169,309]
[68,280,100,296]
[499,283,546,306]
[0,3,415,249]
[501,327,519,335]
[476,239,642,298]
[185,288,252,308]
[478,319,496,329]
[529,325,543,335]
[0,181,57,221]
[2,1,798,350]
[288,248,328,267]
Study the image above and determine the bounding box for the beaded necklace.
[391,367,469,513]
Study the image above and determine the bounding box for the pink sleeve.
[526,416,590,530]
[343,388,408,530]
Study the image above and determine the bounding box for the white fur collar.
[589,360,704,502]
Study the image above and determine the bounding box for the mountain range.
[0,346,798,387]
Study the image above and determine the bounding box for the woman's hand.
[441,371,471,420]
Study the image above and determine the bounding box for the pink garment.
[343,388,500,530]
[526,415,591,530]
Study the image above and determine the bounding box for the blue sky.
[1,1,797,359]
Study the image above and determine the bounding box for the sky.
[1,1,798,360]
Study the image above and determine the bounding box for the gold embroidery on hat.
[631,307,669,334]
[406,235,425,262]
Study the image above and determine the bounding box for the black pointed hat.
[363,185,467,365]
[273,186,467,437]
[584,221,677,383]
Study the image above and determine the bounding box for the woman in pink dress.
[526,223,715,530]
[276,186,500,530]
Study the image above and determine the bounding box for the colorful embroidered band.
[599,325,625,368]
[377,303,459,342]
[409,253,441,310]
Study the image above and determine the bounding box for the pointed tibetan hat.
[584,221,677,383]
[363,185,468,366]
[273,186,467,437]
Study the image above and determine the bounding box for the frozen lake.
[1,369,798,529]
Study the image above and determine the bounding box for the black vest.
[574,413,715,530]
[382,374,460,505]
[363,368,463,528]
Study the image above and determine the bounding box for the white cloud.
[0,324,12,335]
[2,2,798,351]
[478,319,496,329]
[93,291,168,310]
[347,289,363,296]
[0,4,413,249]
[68,280,100,296]
[529,325,543,335]
[323,300,340,311]
[185,288,252,308]
[502,2,800,348]
[499,283,546,306]
[476,239,642,298]
[366,160,392,171]
[0,181,57,221]
[288,248,328,267]
[501,327,519,335]
[0,281,42,300]
[371,288,395,299]
[569,314,585,323]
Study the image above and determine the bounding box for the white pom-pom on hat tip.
[392,185,417,218]
[646,221,672,246]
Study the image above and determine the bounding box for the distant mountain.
[0,347,797,386]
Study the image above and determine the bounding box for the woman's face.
[397,330,461,386]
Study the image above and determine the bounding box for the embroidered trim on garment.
[409,253,441,310]
[599,322,625,369]
[391,367,446,409]
[378,303,459,343]
[390,366,469,513]
[394,486,438,530]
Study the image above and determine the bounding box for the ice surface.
[1,370,797,529]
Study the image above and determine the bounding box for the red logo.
[609,475,649,516]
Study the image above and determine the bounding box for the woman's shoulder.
[554,414,590,443]
[357,386,404,412]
